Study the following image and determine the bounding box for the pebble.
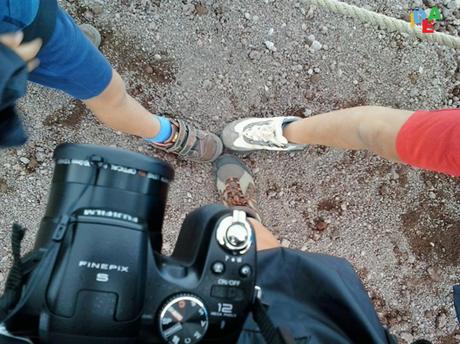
[400,332,414,343]
[19,157,30,164]
[306,34,316,45]
[310,74,321,83]
[264,41,277,52]
[292,64,303,71]
[281,239,291,247]
[244,12,252,20]
[429,191,436,199]
[88,0,104,15]
[310,40,322,51]
[203,79,213,91]
[303,108,312,117]
[249,50,262,60]
[268,28,274,35]
[183,3,195,16]
[436,312,447,329]
[428,267,442,282]
[144,65,154,74]
[154,54,162,60]
[83,10,94,21]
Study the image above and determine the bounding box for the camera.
[1,144,257,344]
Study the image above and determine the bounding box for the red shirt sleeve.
[396,109,460,177]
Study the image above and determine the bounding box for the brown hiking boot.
[152,118,223,162]
[214,154,261,221]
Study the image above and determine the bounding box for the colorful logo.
[409,7,443,33]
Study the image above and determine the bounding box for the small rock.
[264,41,277,52]
[154,54,162,60]
[19,157,30,164]
[314,218,328,231]
[306,34,316,45]
[310,40,322,51]
[303,108,312,117]
[268,28,274,35]
[144,65,154,74]
[244,12,252,20]
[428,191,436,199]
[203,80,213,91]
[183,3,195,16]
[311,232,322,241]
[88,1,103,15]
[83,10,94,21]
[0,179,7,193]
[400,332,414,343]
[310,74,321,83]
[195,3,208,16]
[186,192,192,199]
[436,312,447,329]
[428,267,442,282]
[27,158,39,171]
[249,50,262,60]
[281,239,291,247]
[292,64,303,71]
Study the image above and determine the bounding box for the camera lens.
[35,144,174,252]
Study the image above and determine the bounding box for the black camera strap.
[252,298,296,344]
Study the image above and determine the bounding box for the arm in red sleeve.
[396,109,460,177]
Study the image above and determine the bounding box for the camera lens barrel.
[35,144,174,251]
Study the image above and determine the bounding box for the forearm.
[284,106,414,161]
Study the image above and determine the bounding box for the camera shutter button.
[216,210,252,255]
[226,224,248,247]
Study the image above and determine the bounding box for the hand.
[0,32,42,71]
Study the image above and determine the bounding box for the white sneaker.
[221,117,307,152]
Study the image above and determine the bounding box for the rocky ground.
[1,0,460,342]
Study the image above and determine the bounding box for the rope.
[305,0,460,49]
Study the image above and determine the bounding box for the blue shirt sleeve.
[0,0,40,33]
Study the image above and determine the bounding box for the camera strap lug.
[52,215,71,242]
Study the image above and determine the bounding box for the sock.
[144,116,173,144]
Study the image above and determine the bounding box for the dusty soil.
[1,0,460,343]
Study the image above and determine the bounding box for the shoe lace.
[223,178,250,207]
[243,123,286,147]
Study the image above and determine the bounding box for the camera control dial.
[159,294,209,344]
[216,210,253,255]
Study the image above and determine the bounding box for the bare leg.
[83,69,160,139]
[249,219,280,251]
[283,106,413,161]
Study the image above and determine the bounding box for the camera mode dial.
[159,294,209,344]
[216,210,253,255]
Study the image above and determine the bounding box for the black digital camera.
[0,144,258,344]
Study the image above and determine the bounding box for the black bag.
[239,248,395,344]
